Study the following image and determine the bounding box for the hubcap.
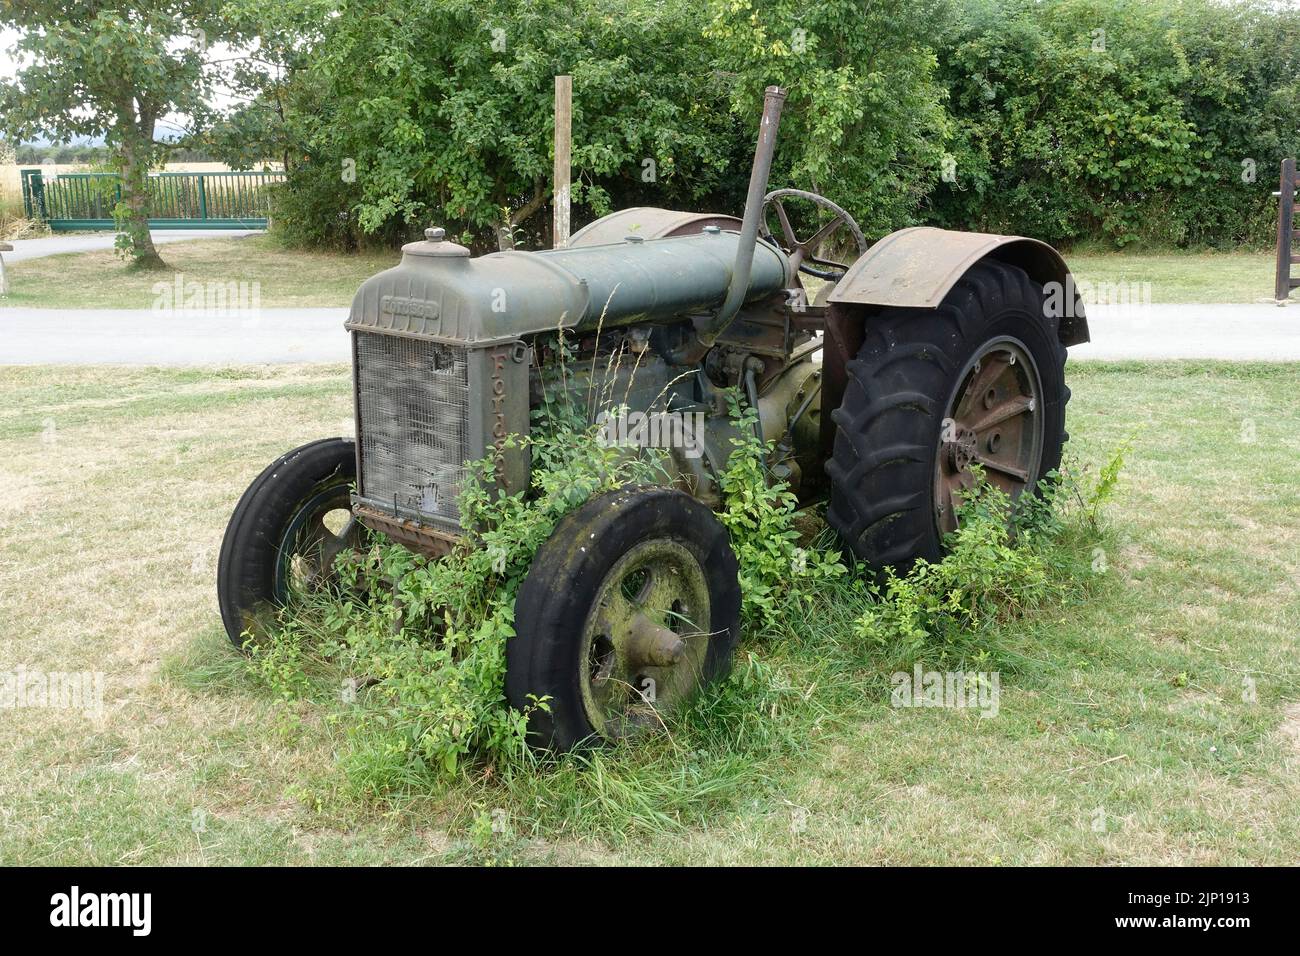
[273,485,360,603]
[934,338,1044,535]
[579,539,712,739]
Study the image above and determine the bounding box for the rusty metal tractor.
[217,87,1089,750]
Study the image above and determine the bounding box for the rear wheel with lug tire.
[507,486,742,752]
[826,259,1069,571]
[217,438,361,651]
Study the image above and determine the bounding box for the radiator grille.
[355,332,470,529]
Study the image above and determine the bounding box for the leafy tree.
[704,0,956,238]
[203,0,336,173]
[933,0,1300,247]
[0,1,232,266]
[241,0,748,251]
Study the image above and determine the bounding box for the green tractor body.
[220,86,1090,749]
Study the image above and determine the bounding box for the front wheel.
[507,487,742,751]
[826,259,1069,571]
[216,438,360,650]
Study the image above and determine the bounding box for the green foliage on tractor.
[246,385,671,781]
[717,398,846,627]
[244,392,1124,800]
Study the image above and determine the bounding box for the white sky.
[0,27,17,79]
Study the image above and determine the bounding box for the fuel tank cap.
[403,225,471,258]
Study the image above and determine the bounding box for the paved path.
[1,229,263,263]
[1068,302,1299,361]
[0,307,349,364]
[0,302,1295,365]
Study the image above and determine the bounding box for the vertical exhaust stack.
[699,85,787,343]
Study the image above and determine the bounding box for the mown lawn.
[0,235,401,310]
[0,361,1296,864]
[0,235,1281,309]
[1063,250,1279,304]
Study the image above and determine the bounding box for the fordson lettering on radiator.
[491,346,509,477]
[380,294,439,322]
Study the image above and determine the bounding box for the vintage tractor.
[217,87,1088,750]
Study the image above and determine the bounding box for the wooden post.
[1276,158,1296,302]
[553,74,572,249]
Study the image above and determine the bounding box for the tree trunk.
[496,181,548,251]
[118,120,164,269]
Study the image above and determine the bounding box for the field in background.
[0,236,1282,309]
[1064,250,1279,304]
[0,166,24,234]
[0,362,1295,865]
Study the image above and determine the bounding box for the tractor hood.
[346,225,790,346]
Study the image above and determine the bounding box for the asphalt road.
[1068,302,1299,361]
[0,302,1296,365]
[0,307,349,364]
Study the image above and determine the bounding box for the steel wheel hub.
[934,338,1044,535]
[274,487,360,602]
[579,538,712,739]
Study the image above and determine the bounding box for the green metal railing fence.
[20,169,284,231]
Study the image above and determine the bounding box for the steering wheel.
[760,188,869,282]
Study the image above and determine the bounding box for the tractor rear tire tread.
[826,260,1068,571]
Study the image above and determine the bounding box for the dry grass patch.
[1,236,400,309]
[0,361,1297,865]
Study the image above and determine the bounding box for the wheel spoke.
[967,395,1034,434]
[773,200,798,248]
[642,567,687,621]
[972,453,1030,482]
[803,215,843,256]
[938,481,961,532]
[317,515,358,571]
[593,586,637,638]
[955,352,1010,421]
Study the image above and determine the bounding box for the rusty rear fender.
[825,226,1089,347]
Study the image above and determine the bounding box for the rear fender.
[819,226,1087,456]
[826,226,1088,346]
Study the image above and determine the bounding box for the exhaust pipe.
[699,85,787,343]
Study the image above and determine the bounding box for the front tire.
[217,438,359,650]
[507,487,742,751]
[826,260,1069,571]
